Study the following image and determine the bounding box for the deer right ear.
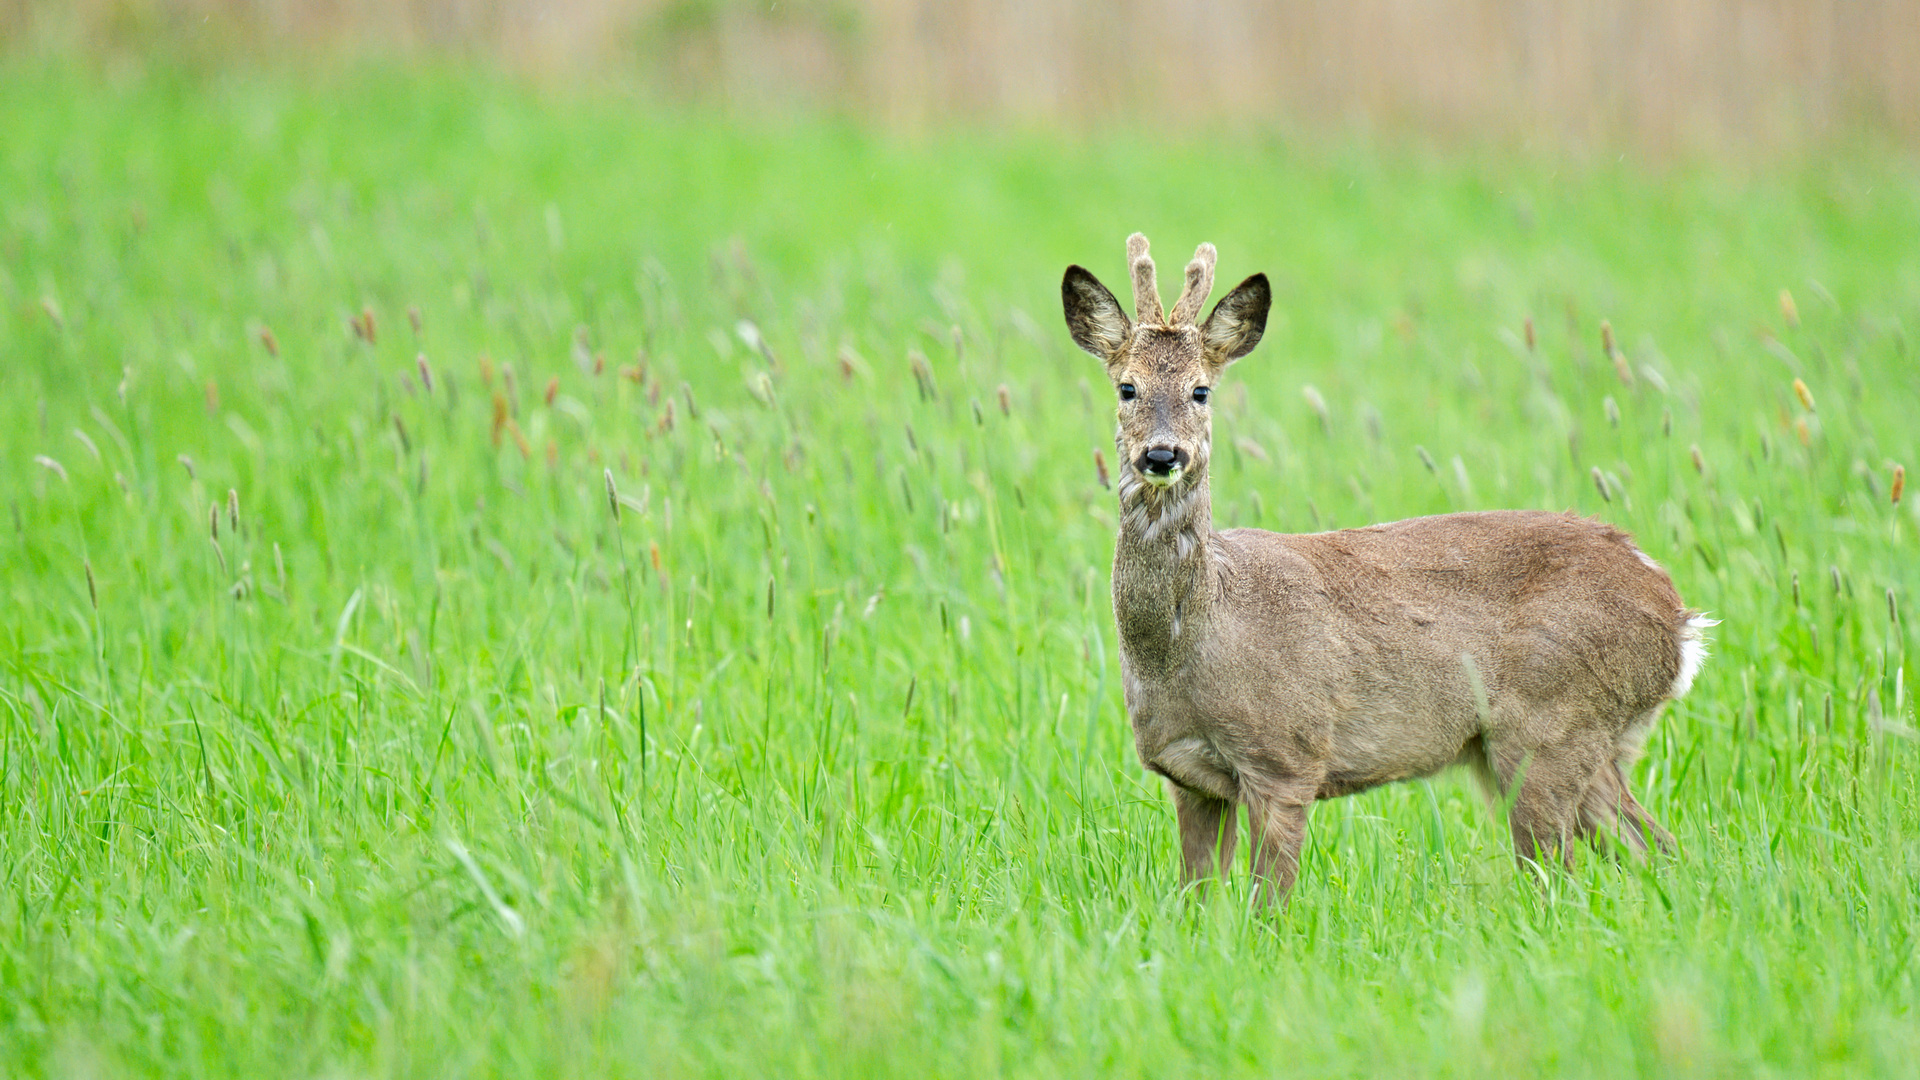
[1062,266,1131,362]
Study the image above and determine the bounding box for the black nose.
[1137,447,1187,475]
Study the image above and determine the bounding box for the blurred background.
[7,0,1918,153]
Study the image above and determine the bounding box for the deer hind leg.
[1171,784,1239,885]
[1484,731,1613,870]
[1574,708,1676,857]
[1576,761,1675,858]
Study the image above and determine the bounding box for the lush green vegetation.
[4,60,1918,1077]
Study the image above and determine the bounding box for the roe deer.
[1061,234,1711,905]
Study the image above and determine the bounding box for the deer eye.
[1192,386,1211,404]
[1118,383,1137,401]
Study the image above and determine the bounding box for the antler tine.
[1127,232,1165,325]
[1169,242,1217,326]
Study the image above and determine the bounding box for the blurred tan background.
[8,0,1918,151]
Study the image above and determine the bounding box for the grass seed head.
[480,354,496,387]
[1690,444,1705,474]
[1303,385,1330,429]
[909,349,935,400]
[604,468,620,521]
[1780,288,1799,328]
[1604,395,1620,428]
[747,371,776,408]
[1793,378,1815,412]
[1599,320,1633,385]
[209,502,220,540]
[507,419,531,459]
[205,380,220,414]
[1591,466,1612,502]
[33,455,68,482]
[178,454,195,480]
[1893,464,1906,505]
[416,353,433,395]
[360,306,378,344]
[996,383,1010,416]
[544,376,559,407]
[838,346,860,382]
[259,326,279,357]
[1417,445,1437,474]
[393,415,411,453]
[1524,316,1536,352]
[1794,416,1810,446]
[408,304,422,336]
[1094,449,1109,490]
[490,392,508,446]
[227,488,239,533]
[84,557,96,610]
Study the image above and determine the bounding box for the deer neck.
[1112,455,1215,671]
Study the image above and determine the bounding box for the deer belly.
[1322,706,1478,793]
[1145,736,1240,800]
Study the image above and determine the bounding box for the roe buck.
[1061,234,1711,904]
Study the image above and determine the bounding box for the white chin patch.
[1142,467,1182,489]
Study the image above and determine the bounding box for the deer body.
[1065,234,1707,903]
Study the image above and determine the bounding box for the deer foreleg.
[1172,785,1238,885]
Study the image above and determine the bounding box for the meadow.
[3,59,1919,1077]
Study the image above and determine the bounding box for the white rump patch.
[1671,614,1718,698]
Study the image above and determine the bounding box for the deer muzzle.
[1136,446,1190,487]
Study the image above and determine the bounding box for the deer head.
[1062,234,1271,496]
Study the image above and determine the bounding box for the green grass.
[4,58,1920,1077]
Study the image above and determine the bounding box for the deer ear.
[1202,273,1271,364]
[1062,265,1131,362]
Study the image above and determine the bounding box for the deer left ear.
[1202,273,1271,364]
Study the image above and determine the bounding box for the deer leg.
[1171,784,1238,885]
[1611,764,1675,855]
[1575,761,1650,859]
[1243,795,1310,908]
[1485,735,1608,870]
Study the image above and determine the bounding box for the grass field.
[4,59,1920,1077]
